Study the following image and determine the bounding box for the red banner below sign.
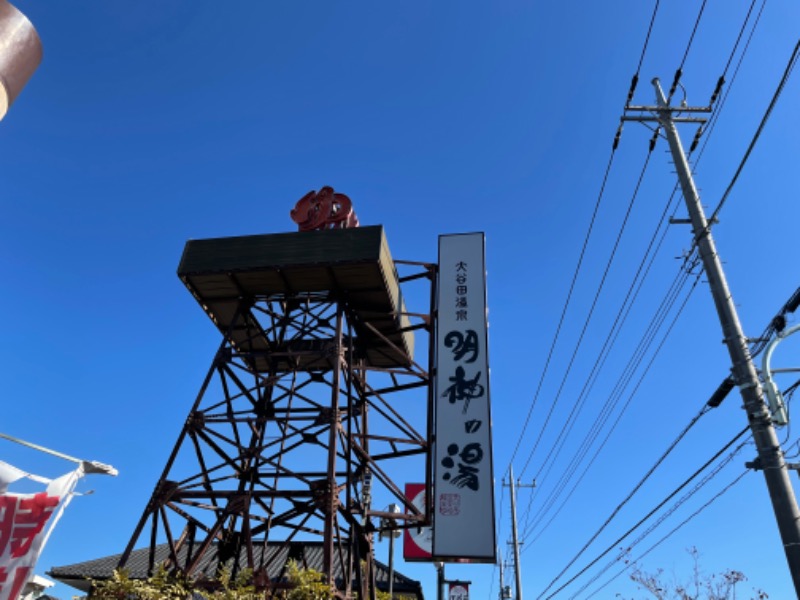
[402,483,432,561]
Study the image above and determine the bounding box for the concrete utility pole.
[504,467,535,600]
[498,553,505,600]
[624,78,800,596]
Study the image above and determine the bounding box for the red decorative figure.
[290,186,359,231]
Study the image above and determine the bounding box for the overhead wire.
[502,2,775,590]
[507,0,663,470]
[519,150,654,479]
[571,440,748,599]
[516,0,741,508]
[521,269,701,546]
[667,0,708,101]
[573,441,750,599]
[783,430,800,461]
[517,476,538,546]
[685,36,800,262]
[691,0,766,154]
[706,38,800,225]
[536,395,712,591]
[634,1,660,77]
[519,259,694,542]
[517,0,772,548]
[538,426,751,599]
[622,0,661,109]
[526,278,800,548]
[679,0,707,70]
[720,0,761,79]
[507,152,617,468]
[517,157,710,539]
[518,188,690,532]
[515,18,721,550]
[750,285,800,359]
[581,467,750,599]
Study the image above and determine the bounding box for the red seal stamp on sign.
[438,493,461,516]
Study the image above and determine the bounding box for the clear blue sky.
[2,1,800,598]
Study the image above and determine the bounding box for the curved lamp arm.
[761,324,800,426]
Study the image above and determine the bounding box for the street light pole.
[381,503,401,599]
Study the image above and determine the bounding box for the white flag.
[0,461,84,600]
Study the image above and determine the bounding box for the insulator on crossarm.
[613,123,623,150]
[668,68,682,100]
[707,377,735,408]
[626,74,639,105]
[648,128,659,152]
[689,126,703,152]
[709,76,725,107]
[785,288,800,314]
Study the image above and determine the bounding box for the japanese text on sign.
[0,493,59,600]
[432,233,496,562]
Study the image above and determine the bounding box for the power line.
[520,151,654,479]
[618,73,800,592]
[518,4,771,541]
[575,443,749,599]
[518,194,691,520]
[706,38,800,225]
[507,150,617,468]
[517,184,698,540]
[521,271,701,546]
[508,0,665,470]
[519,268,699,544]
[667,0,708,101]
[524,136,691,535]
[581,468,750,599]
[538,426,750,599]
[522,3,785,570]
[721,0,761,80]
[502,7,784,593]
[518,12,776,564]
[623,0,662,108]
[535,401,712,591]
[634,1,660,77]
[679,0,707,70]
[692,0,766,154]
[683,36,800,264]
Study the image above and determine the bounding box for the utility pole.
[624,78,800,595]
[504,466,535,600]
[498,552,505,600]
[498,557,512,600]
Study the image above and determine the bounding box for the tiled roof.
[48,541,423,599]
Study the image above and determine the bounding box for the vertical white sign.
[432,233,496,562]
